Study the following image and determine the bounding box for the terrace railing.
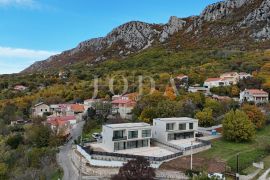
[79,145,183,162]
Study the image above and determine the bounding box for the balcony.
[112,136,127,141]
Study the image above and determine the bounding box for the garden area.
[161,124,270,175]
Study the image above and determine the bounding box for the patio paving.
[169,138,201,148]
[116,146,175,157]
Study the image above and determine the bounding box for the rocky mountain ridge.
[23,0,270,73]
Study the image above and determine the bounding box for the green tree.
[26,125,51,148]
[222,110,255,142]
[241,104,266,129]
[6,134,23,149]
[205,99,224,116]
[195,108,214,127]
[0,163,7,179]
[112,157,155,180]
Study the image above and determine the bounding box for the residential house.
[188,86,210,94]
[50,104,74,116]
[239,72,253,80]
[14,85,27,91]
[152,117,198,143]
[47,115,77,126]
[102,123,152,152]
[32,102,50,117]
[220,72,239,85]
[175,74,189,88]
[240,89,269,104]
[112,99,136,119]
[203,78,230,89]
[47,117,71,137]
[69,104,85,114]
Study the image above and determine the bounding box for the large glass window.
[114,142,125,151]
[168,134,174,141]
[189,123,194,130]
[142,129,151,138]
[166,123,175,131]
[128,131,138,139]
[127,141,137,149]
[113,130,125,139]
[179,123,186,130]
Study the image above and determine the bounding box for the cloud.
[0,46,59,74]
[0,0,38,8]
[0,46,59,59]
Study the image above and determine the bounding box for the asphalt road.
[57,121,85,180]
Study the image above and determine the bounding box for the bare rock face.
[200,0,249,21]
[160,16,186,42]
[241,0,270,26]
[240,0,270,40]
[252,25,270,40]
[22,0,270,73]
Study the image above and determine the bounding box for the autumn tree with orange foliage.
[241,104,266,129]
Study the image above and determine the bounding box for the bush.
[6,134,23,149]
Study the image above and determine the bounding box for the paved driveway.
[57,121,85,180]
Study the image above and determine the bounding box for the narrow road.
[57,121,85,180]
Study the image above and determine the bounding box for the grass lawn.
[197,125,270,173]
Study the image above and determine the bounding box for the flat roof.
[154,117,198,122]
[104,123,151,129]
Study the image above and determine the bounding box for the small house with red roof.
[47,116,72,137]
[112,99,136,119]
[240,89,269,104]
[68,104,85,114]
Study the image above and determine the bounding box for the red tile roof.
[112,99,132,104]
[205,78,223,82]
[112,99,136,107]
[70,104,85,112]
[246,89,268,95]
[47,117,73,126]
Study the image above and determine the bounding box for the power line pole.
[79,135,83,180]
[236,153,240,180]
[191,141,193,170]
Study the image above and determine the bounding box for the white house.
[220,72,239,85]
[32,102,50,117]
[239,72,252,80]
[152,117,198,143]
[102,123,152,152]
[203,78,230,89]
[240,89,269,104]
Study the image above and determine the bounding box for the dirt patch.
[160,155,226,173]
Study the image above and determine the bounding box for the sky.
[0,0,220,74]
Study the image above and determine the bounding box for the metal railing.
[80,145,183,162]
[112,136,127,141]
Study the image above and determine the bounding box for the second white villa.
[78,117,213,168]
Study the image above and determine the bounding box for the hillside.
[22,0,270,73]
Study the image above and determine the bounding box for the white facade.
[239,72,252,80]
[32,102,50,117]
[240,89,269,104]
[102,123,152,152]
[152,117,198,143]
[220,72,239,85]
[203,78,230,89]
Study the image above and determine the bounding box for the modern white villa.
[102,123,152,152]
[152,117,198,144]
